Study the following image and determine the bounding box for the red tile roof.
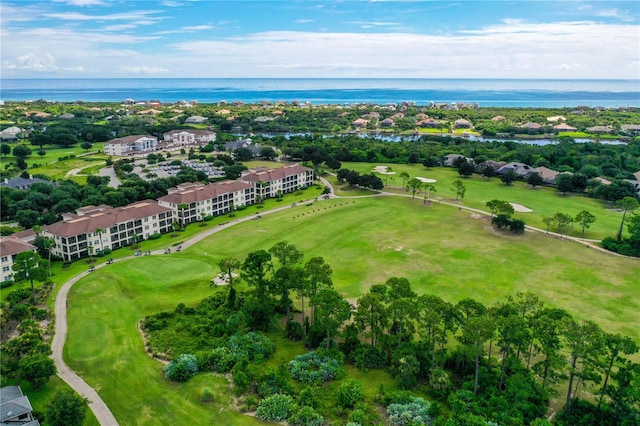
[159,180,253,204]
[106,135,156,145]
[45,200,172,237]
[241,164,312,183]
[0,236,36,256]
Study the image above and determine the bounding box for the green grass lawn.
[63,195,640,425]
[342,162,626,240]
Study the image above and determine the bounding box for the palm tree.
[422,183,436,205]
[88,245,94,263]
[43,237,54,276]
[95,228,105,253]
[32,224,42,236]
[177,203,188,229]
[399,172,410,190]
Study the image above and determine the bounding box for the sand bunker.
[373,165,396,175]
[509,202,533,213]
[415,177,437,183]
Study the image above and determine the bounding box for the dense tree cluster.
[141,244,640,425]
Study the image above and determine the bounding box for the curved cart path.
[50,179,637,424]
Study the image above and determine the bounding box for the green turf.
[63,195,640,425]
[342,162,628,240]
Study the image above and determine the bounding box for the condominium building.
[163,129,216,147]
[0,237,36,282]
[241,164,314,199]
[104,135,158,156]
[158,180,255,225]
[43,201,174,261]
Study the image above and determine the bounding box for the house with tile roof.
[0,237,36,283]
[43,201,174,261]
[163,129,216,147]
[104,135,158,156]
[0,386,40,425]
[0,126,23,141]
[241,164,314,199]
[184,115,207,124]
[497,162,535,178]
[158,180,254,225]
[533,166,561,184]
[553,123,577,132]
[586,126,612,134]
[454,119,472,129]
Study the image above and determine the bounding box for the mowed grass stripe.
[65,196,639,425]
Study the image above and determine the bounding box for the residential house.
[454,119,472,129]
[497,162,534,178]
[184,115,207,124]
[586,126,612,134]
[163,129,216,147]
[554,123,577,132]
[59,113,75,119]
[241,164,314,199]
[476,160,506,171]
[1,177,56,190]
[0,386,40,425]
[546,115,566,122]
[533,166,561,184]
[0,126,23,141]
[621,125,640,135]
[443,154,473,167]
[491,116,506,122]
[104,135,158,156]
[352,118,369,127]
[380,118,394,127]
[158,181,255,225]
[417,119,441,128]
[43,201,174,261]
[0,237,36,283]
[520,122,542,130]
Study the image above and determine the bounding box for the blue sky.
[1,0,639,79]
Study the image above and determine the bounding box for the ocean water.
[1,78,639,108]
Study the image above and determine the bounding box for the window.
[2,266,10,272]
[1,256,7,263]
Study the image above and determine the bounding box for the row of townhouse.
[104,130,216,156]
[0,236,36,282]
[22,165,314,263]
[43,201,175,262]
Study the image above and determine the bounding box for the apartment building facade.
[158,180,255,225]
[0,237,36,282]
[104,135,158,156]
[163,129,216,147]
[43,201,174,261]
[240,164,314,199]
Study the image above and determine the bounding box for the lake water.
[2,78,639,108]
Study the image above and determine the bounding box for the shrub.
[257,366,294,397]
[354,345,387,370]
[255,394,295,422]
[233,370,250,393]
[289,405,324,426]
[387,397,433,426]
[289,351,345,385]
[226,332,275,362]
[285,320,304,341]
[338,379,365,409]
[199,346,236,372]
[164,353,198,382]
[199,387,214,403]
[147,233,162,240]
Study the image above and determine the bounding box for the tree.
[500,169,518,185]
[1,143,11,156]
[177,203,188,228]
[615,197,639,242]
[311,287,351,348]
[486,199,514,217]
[459,316,494,395]
[303,257,333,327]
[354,292,388,348]
[554,212,573,237]
[241,250,272,298]
[422,183,436,205]
[399,171,410,189]
[561,318,603,411]
[95,227,105,252]
[542,215,556,234]
[18,353,56,389]
[458,161,475,177]
[422,157,437,169]
[234,147,254,161]
[555,173,574,195]
[46,390,88,426]
[406,178,422,198]
[12,252,49,303]
[482,166,496,179]
[269,241,303,268]
[575,211,596,238]
[597,333,639,409]
[450,179,466,200]
[527,172,544,188]
[81,141,93,150]
[260,146,277,160]
[13,144,32,159]
[218,256,241,289]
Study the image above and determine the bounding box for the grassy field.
[63,195,640,425]
[342,162,627,240]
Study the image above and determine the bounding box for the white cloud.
[161,0,183,6]
[5,53,56,71]
[43,10,164,22]
[53,0,108,6]
[118,66,169,75]
[181,25,213,31]
[294,19,314,24]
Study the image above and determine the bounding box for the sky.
[1,0,639,79]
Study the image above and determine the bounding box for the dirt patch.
[470,213,488,220]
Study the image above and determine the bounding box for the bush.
[255,394,295,422]
[46,390,88,426]
[387,397,433,426]
[289,406,324,426]
[199,346,237,372]
[285,320,304,341]
[338,379,365,409]
[164,353,198,382]
[289,351,345,385]
[226,332,275,362]
[148,233,162,240]
[354,345,387,370]
[196,387,213,403]
[257,366,294,397]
